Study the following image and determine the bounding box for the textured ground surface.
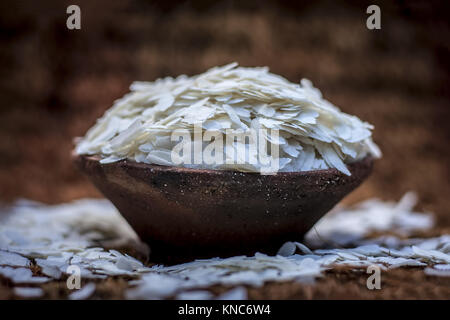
[0,0,449,299]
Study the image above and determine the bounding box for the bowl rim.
[73,152,374,177]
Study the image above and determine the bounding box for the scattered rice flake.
[424,267,450,277]
[216,287,248,300]
[176,290,214,300]
[0,250,29,267]
[0,193,447,300]
[68,283,96,300]
[277,242,296,257]
[14,287,44,298]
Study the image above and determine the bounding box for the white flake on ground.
[68,283,96,300]
[40,264,62,279]
[13,287,44,298]
[276,241,296,256]
[434,264,450,271]
[176,290,214,300]
[424,267,450,277]
[0,267,49,284]
[126,273,182,299]
[0,199,144,283]
[305,192,434,246]
[216,287,248,300]
[0,193,448,299]
[0,250,29,267]
[294,242,313,255]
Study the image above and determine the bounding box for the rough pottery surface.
[74,154,373,262]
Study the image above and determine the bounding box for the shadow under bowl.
[74,154,373,263]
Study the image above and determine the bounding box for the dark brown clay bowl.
[74,154,373,263]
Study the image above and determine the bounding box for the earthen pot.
[74,154,373,263]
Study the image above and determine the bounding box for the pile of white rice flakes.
[76,63,380,175]
[0,192,449,299]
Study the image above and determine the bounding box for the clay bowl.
[74,154,373,263]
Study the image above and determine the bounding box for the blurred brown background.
[0,0,449,225]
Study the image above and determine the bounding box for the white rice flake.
[277,242,296,257]
[40,265,62,279]
[306,192,434,246]
[14,287,44,298]
[216,287,248,300]
[176,290,214,300]
[126,273,182,300]
[68,283,96,300]
[424,267,450,277]
[0,267,49,284]
[434,264,450,271]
